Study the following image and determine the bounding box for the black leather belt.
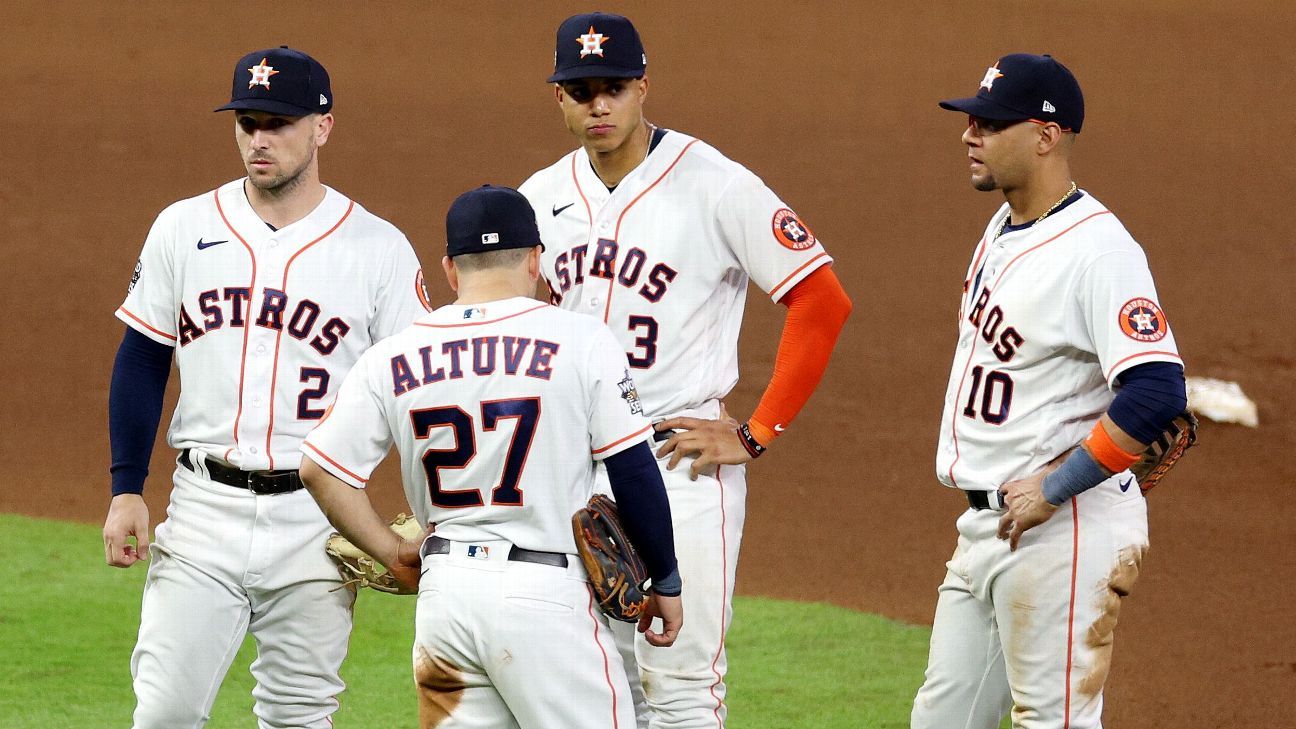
[966,489,1006,511]
[179,448,304,495]
[419,535,568,568]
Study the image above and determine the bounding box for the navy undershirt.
[108,327,174,496]
[603,441,679,593]
[1110,361,1187,444]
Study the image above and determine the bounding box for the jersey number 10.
[410,398,540,508]
[962,366,1015,425]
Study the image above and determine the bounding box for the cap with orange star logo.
[548,12,647,83]
[215,46,333,117]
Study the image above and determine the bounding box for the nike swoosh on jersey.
[1119,477,1134,492]
[552,203,575,217]
[197,238,229,250]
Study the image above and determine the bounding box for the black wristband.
[737,422,766,459]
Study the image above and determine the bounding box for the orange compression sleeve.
[747,265,852,445]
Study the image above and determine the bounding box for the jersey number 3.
[410,398,540,508]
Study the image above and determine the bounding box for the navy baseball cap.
[547,12,647,83]
[215,46,333,116]
[939,53,1084,132]
[446,185,544,258]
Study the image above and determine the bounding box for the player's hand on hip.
[103,493,151,568]
[997,455,1067,551]
[639,593,683,647]
[655,403,749,480]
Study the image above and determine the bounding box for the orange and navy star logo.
[771,208,816,251]
[1118,297,1169,342]
[980,64,1004,91]
[578,26,610,58]
[247,58,279,90]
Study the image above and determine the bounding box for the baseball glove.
[572,495,649,623]
[325,513,424,595]
[1130,411,1199,495]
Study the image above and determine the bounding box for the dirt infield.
[4,2,1293,726]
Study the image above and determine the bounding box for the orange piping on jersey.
[707,466,730,725]
[263,200,355,468]
[1063,499,1080,728]
[960,235,991,321]
[215,187,258,464]
[302,441,370,484]
[1103,350,1182,383]
[586,586,621,728]
[567,151,597,309]
[596,140,700,323]
[570,151,595,233]
[591,424,652,455]
[414,303,549,329]
[769,252,831,302]
[117,306,177,342]
[945,210,1111,487]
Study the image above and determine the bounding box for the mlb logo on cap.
[548,12,647,83]
[445,185,544,258]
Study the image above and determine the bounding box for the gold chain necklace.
[996,181,1078,239]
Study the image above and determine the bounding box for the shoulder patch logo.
[578,26,609,58]
[618,368,643,415]
[128,259,142,294]
[980,64,1004,91]
[772,208,816,251]
[247,58,279,90]
[1119,297,1168,342]
[415,269,432,312]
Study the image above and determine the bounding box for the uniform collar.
[415,296,549,328]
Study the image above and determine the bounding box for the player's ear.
[1035,121,1063,155]
[526,246,542,282]
[441,256,459,293]
[637,76,649,103]
[314,113,334,148]
[554,84,565,105]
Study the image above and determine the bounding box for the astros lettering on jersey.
[519,130,832,419]
[118,180,429,470]
[937,190,1183,491]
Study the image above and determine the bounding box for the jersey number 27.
[410,398,539,508]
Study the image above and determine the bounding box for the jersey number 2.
[410,398,540,508]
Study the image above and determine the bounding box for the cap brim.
[938,95,1030,121]
[547,66,644,83]
[214,98,319,116]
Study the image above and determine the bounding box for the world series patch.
[771,208,816,251]
[1119,297,1168,342]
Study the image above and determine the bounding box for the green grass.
[1,513,948,728]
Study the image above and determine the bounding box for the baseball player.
[911,54,1188,729]
[101,47,429,729]
[299,184,683,729]
[518,13,853,728]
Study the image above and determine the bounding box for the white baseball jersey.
[302,297,652,554]
[936,191,1183,492]
[117,178,429,471]
[518,130,833,419]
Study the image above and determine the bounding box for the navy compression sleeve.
[109,327,173,496]
[604,441,680,595]
[1110,362,1187,445]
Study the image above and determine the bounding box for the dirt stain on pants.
[414,645,466,728]
[1078,545,1145,697]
